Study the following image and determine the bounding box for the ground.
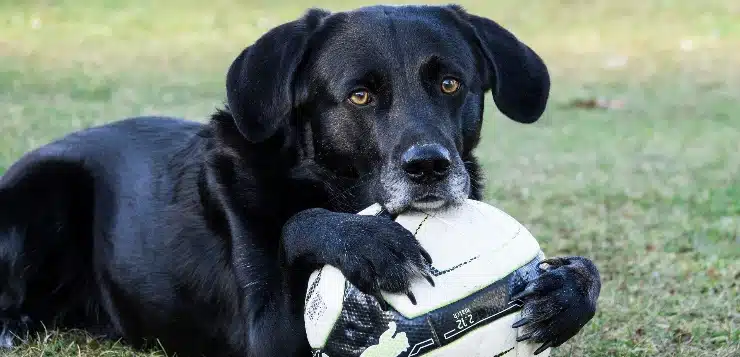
[1,0,738,356]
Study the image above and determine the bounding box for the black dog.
[0,4,600,356]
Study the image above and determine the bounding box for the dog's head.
[224,5,549,214]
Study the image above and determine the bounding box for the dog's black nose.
[401,144,451,183]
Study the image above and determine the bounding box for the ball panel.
[383,200,542,319]
[305,265,350,349]
[319,282,427,357]
[421,312,518,357]
[415,256,543,356]
[419,312,550,357]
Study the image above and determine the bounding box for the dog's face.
[225,5,550,214]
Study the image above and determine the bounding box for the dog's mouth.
[385,191,467,214]
[375,194,455,219]
[409,195,449,211]
[379,173,470,214]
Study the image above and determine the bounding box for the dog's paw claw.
[422,272,435,287]
[405,291,417,305]
[534,341,553,355]
[511,317,529,329]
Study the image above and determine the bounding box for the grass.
[1,0,738,356]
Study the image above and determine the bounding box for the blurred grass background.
[1,0,739,356]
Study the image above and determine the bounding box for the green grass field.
[1,0,739,356]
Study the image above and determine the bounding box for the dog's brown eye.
[348,90,371,105]
[441,78,460,94]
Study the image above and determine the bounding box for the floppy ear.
[225,9,330,142]
[452,7,550,123]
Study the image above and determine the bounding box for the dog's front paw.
[283,208,434,309]
[333,216,434,309]
[511,256,601,355]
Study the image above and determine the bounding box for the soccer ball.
[304,199,550,357]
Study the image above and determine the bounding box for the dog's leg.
[0,197,33,348]
[0,159,103,349]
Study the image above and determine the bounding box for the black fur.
[0,4,599,356]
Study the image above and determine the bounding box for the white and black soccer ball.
[304,199,550,357]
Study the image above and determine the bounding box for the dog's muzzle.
[381,143,470,213]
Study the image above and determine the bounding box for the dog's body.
[0,5,600,357]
